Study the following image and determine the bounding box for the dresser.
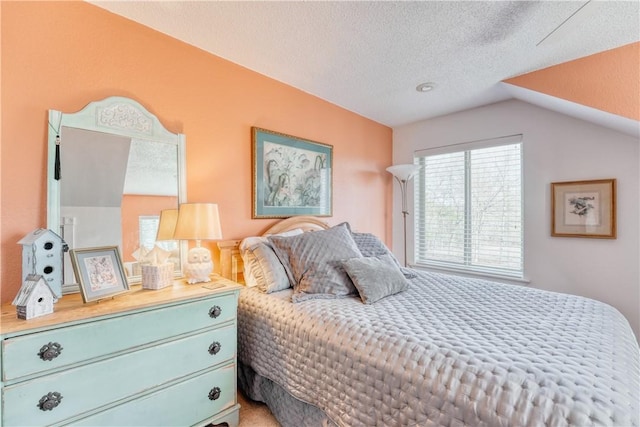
[0,275,242,427]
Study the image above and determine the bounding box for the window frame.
[412,134,524,280]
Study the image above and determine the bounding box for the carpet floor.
[238,390,280,427]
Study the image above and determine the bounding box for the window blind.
[414,135,523,278]
[139,215,160,251]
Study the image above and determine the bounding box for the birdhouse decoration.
[18,228,67,298]
[12,274,58,320]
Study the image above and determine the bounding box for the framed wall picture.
[252,127,333,218]
[70,246,130,302]
[551,179,616,239]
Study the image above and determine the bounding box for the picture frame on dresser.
[70,246,130,302]
[551,178,616,239]
[252,127,333,218]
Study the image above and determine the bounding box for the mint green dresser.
[0,275,242,427]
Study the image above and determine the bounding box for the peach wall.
[505,42,640,120]
[0,1,392,302]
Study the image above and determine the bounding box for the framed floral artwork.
[252,127,332,218]
[70,246,130,302]
[551,179,616,239]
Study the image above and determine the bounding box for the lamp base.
[183,246,213,284]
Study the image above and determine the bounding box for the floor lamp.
[386,164,421,267]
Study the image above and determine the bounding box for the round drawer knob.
[208,341,222,355]
[208,305,222,318]
[208,386,221,401]
[37,392,63,411]
[37,342,63,361]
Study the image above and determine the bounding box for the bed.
[218,216,639,427]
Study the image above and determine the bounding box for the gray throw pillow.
[351,232,417,279]
[269,222,363,303]
[342,254,409,304]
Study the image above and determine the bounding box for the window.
[139,215,179,253]
[139,215,160,251]
[414,135,523,278]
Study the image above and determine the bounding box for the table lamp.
[155,209,179,241]
[173,203,222,284]
[154,207,179,271]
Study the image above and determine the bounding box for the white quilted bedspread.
[237,270,640,427]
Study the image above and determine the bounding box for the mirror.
[47,96,186,293]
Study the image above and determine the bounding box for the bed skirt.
[238,362,335,427]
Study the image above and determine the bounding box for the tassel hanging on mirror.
[49,116,63,181]
[54,135,61,180]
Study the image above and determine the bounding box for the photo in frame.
[252,127,332,218]
[551,179,616,239]
[70,246,130,302]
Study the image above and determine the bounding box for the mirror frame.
[47,96,187,290]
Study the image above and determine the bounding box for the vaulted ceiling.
[89,1,639,134]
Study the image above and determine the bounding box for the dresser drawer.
[2,325,236,427]
[2,293,236,382]
[73,364,236,427]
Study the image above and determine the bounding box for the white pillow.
[240,228,303,289]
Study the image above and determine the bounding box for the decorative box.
[141,263,174,290]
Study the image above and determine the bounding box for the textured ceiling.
[88,1,639,127]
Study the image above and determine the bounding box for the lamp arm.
[393,176,412,267]
[395,177,409,214]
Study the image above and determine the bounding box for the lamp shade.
[173,203,223,241]
[155,209,179,241]
[386,164,420,181]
